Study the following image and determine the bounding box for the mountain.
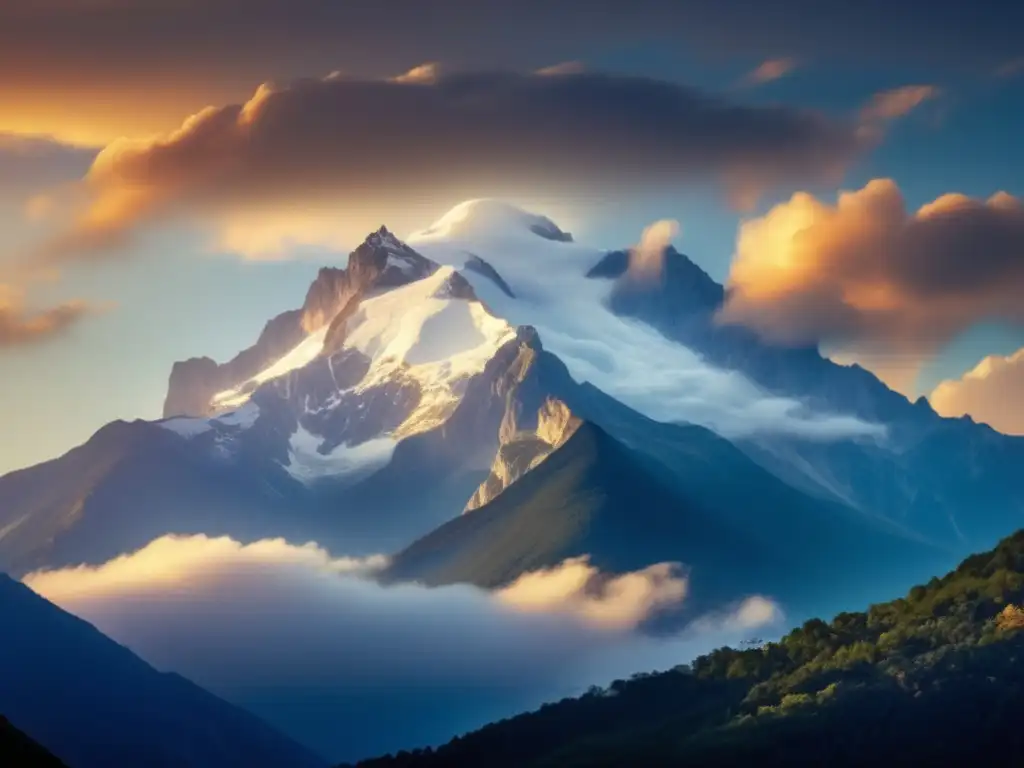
[2,197,1022,618]
[0,716,67,768]
[385,417,947,620]
[0,574,327,768]
[164,226,438,418]
[588,245,1024,548]
[351,528,1024,768]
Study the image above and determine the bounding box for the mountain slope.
[354,528,1024,768]
[386,416,948,619]
[588,245,1024,549]
[0,574,326,768]
[165,226,438,417]
[0,716,67,768]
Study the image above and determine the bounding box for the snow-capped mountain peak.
[410,198,573,243]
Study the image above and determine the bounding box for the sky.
[2,0,1024,474]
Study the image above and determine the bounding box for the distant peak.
[409,199,573,243]
[364,224,404,251]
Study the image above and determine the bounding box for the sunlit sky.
[2,1,1023,474]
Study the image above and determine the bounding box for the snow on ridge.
[407,200,885,443]
[345,265,517,437]
[214,401,261,429]
[158,402,262,440]
[283,425,396,484]
[409,198,569,243]
[212,324,331,410]
[158,417,214,438]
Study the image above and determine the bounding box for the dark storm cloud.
[40,69,864,260]
[3,0,1021,81]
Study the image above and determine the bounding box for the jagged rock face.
[162,227,438,418]
[300,226,437,331]
[163,310,305,418]
[465,397,581,512]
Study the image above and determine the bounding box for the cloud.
[627,219,680,282]
[0,1,1019,145]
[0,133,94,205]
[741,57,798,86]
[391,62,440,84]
[717,181,1024,392]
[859,85,941,123]
[24,533,782,762]
[0,283,95,349]
[34,68,863,261]
[495,556,688,629]
[930,347,1024,435]
[535,61,588,76]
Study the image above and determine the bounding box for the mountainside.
[385,418,947,619]
[588,245,1024,548]
[0,575,326,768]
[353,528,1024,768]
[3,198,1023,616]
[0,716,67,768]
[164,227,438,418]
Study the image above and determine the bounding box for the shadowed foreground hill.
[0,716,67,767]
[0,575,327,768]
[352,529,1024,768]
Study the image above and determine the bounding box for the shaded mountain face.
[384,418,949,620]
[0,716,67,768]
[0,575,326,768]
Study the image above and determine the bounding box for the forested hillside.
[352,530,1024,767]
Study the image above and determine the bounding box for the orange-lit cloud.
[34,69,864,262]
[627,219,680,282]
[536,61,587,76]
[740,57,798,86]
[495,556,688,629]
[930,347,1024,435]
[859,85,940,123]
[718,181,1024,392]
[0,282,95,349]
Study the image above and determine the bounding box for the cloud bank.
[37,68,864,261]
[25,534,782,763]
[0,283,95,350]
[718,180,1024,391]
[930,347,1024,435]
[1,0,1018,144]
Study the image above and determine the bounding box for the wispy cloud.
[859,84,941,123]
[739,57,798,87]
[0,282,97,350]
